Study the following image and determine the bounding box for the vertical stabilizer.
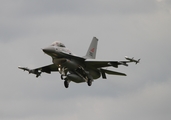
[84,37,98,59]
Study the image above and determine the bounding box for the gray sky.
[0,0,171,120]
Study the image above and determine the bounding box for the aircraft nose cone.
[42,46,55,54]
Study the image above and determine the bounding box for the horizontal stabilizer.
[101,69,126,76]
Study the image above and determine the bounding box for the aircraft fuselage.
[42,45,101,83]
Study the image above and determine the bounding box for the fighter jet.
[18,37,140,88]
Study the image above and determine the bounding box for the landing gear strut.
[61,75,66,80]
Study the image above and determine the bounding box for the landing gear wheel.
[64,80,69,88]
[87,79,92,86]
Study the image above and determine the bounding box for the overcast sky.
[0,0,171,120]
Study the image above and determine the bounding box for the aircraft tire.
[64,80,69,88]
[87,79,92,86]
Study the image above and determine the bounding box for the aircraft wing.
[18,64,58,77]
[85,60,133,68]
[36,64,58,73]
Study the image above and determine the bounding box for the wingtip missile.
[125,56,140,64]
[136,59,140,64]
[18,66,30,71]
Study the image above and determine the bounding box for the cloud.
[1,79,170,120]
[0,0,159,18]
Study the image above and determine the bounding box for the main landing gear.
[60,73,93,88]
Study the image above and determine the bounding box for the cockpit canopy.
[51,41,66,48]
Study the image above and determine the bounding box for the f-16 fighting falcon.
[18,37,140,88]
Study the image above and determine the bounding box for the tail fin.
[84,37,98,59]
